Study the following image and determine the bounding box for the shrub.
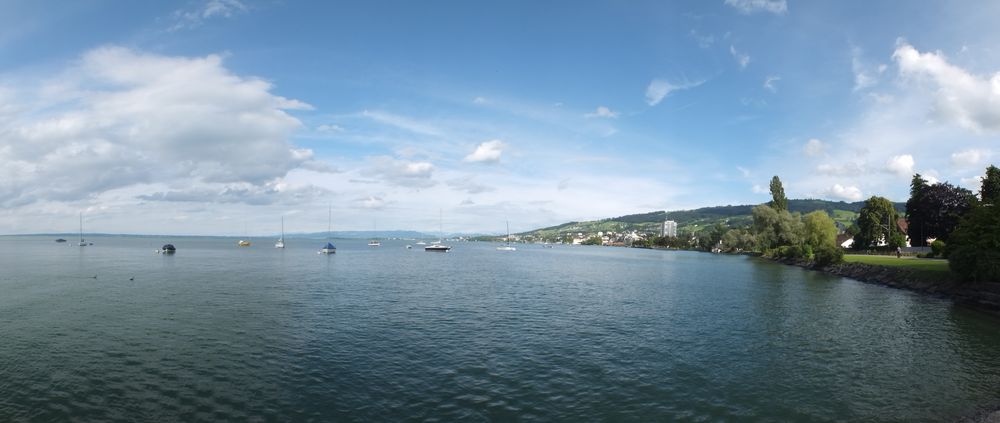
[773,245,809,260]
[813,244,844,268]
[930,240,946,258]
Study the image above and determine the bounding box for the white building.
[661,219,678,238]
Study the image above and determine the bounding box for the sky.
[1,0,999,236]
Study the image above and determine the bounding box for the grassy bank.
[842,254,954,281]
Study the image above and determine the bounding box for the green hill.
[515,199,904,242]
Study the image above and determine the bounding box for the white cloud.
[645,78,705,106]
[851,47,880,91]
[817,161,867,176]
[362,156,436,188]
[803,138,825,157]
[138,182,327,206]
[464,139,505,163]
[752,184,768,194]
[0,46,323,208]
[763,75,780,92]
[357,195,386,210]
[447,178,495,194]
[169,0,247,31]
[893,40,1000,132]
[730,45,750,69]
[473,96,488,104]
[689,30,715,48]
[737,166,751,177]
[316,124,344,133]
[360,110,442,136]
[950,148,991,167]
[824,184,864,201]
[885,154,915,176]
[584,106,619,119]
[724,0,788,14]
[961,176,984,190]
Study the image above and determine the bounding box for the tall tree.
[769,175,788,211]
[982,165,1000,204]
[906,174,930,246]
[803,210,838,250]
[917,182,975,242]
[854,196,904,249]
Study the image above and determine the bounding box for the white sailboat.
[77,212,88,247]
[425,210,451,252]
[319,206,336,254]
[275,216,285,248]
[368,218,380,247]
[496,220,516,251]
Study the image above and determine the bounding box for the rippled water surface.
[1,235,999,422]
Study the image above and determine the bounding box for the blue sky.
[1,0,999,235]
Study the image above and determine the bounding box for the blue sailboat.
[319,206,336,254]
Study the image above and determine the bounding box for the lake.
[1,235,998,422]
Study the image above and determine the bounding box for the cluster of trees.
[940,166,1000,281]
[706,176,844,266]
[852,165,999,282]
[644,166,1000,282]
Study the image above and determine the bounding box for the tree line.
[648,166,1000,282]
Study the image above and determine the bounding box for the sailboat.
[368,218,380,247]
[77,212,88,247]
[318,206,336,254]
[496,220,516,251]
[424,210,451,252]
[237,222,251,247]
[275,216,285,248]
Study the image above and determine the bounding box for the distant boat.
[238,223,251,247]
[368,218,380,247]
[77,213,87,247]
[55,238,67,243]
[496,220,516,251]
[425,210,451,252]
[318,206,336,254]
[415,241,427,245]
[406,245,412,249]
[275,216,285,249]
[160,244,176,254]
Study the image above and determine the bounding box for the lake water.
[1,235,999,422]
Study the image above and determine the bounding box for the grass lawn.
[843,254,954,280]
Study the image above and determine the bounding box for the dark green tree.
[982,165,1000,205]
[917,182,975,243]
[947,203,1000,282]
[769,176,788,211]
[906,176,974,246]
[906,173,930,246]
[854,196,903,249]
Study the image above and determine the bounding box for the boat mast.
[327,206,332,242]
[79,212,83,243]
[506,220,510,246]
[281,216,284,240]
